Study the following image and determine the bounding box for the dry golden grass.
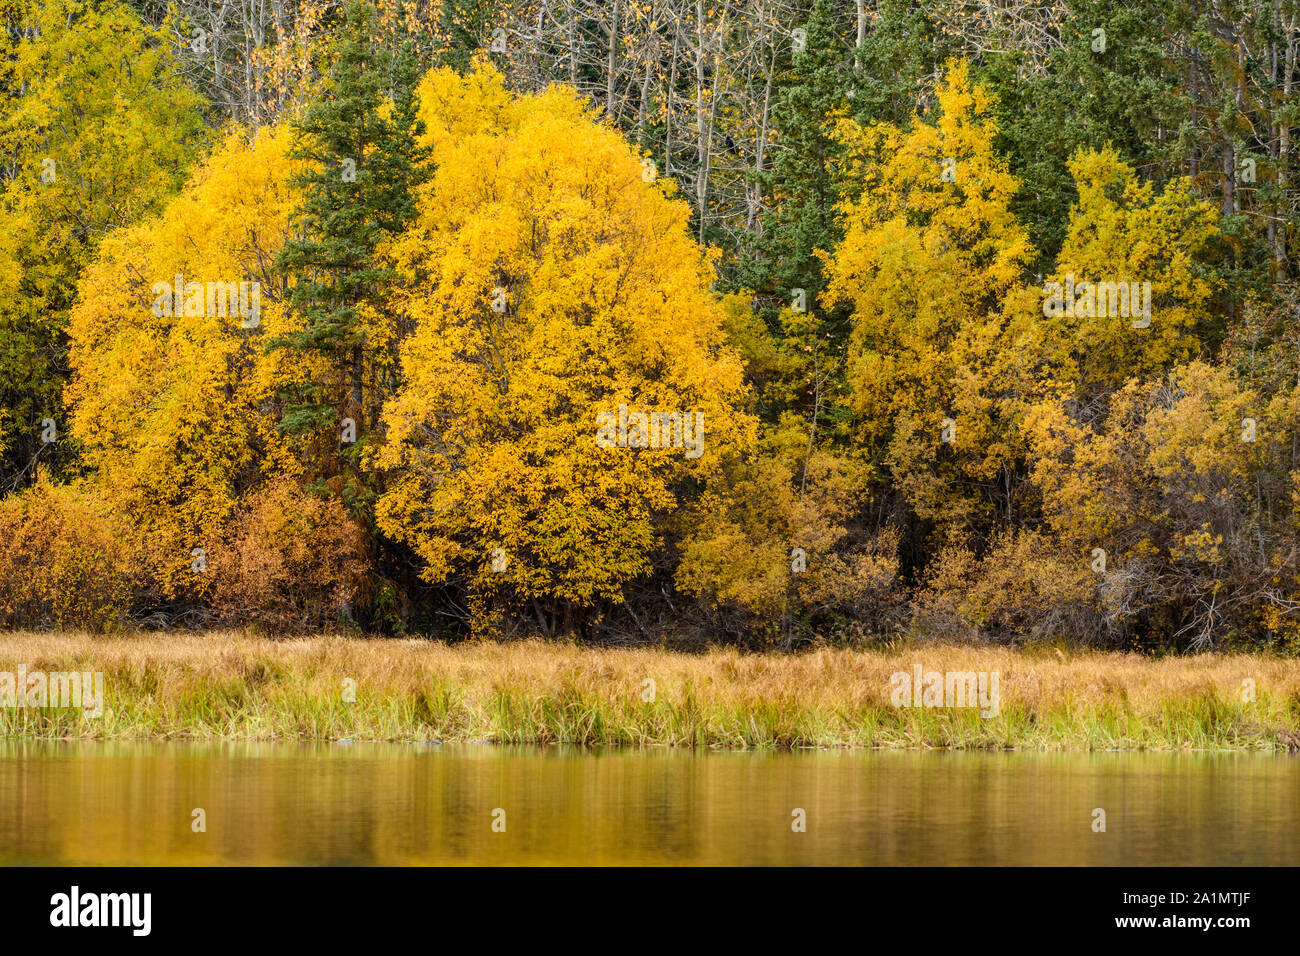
[0,631,1297,750]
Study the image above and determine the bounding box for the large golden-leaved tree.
[65,126,361,619]
[0,0,205,484]
[822,59,1042,543]
[372,63,754,633]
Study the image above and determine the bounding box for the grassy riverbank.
[0,632,1298,751]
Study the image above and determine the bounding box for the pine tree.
[272,0,429,487]
[731,0,854,445]
[437,0,493,73]
[739,0,849,323]
[851,0,953,130]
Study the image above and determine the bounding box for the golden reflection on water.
[0,742,1294,865]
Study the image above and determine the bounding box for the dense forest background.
[3,0,1300,651]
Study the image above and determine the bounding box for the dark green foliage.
[271,0,429,470]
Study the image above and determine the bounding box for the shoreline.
[0,632,1297,752]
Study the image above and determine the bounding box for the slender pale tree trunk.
[855,0,867,70]
[604,0,619,118]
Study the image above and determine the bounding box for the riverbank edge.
[0,632,1297,751]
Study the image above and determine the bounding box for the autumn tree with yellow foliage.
[1027,361,1298,648]
[65,126,363,623]
[371,63,753,636]
[0,0,205,485]
[823,60,1041,547]
[1046,146,1221,399]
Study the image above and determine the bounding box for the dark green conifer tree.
[272,0,429,492]
[731,0,853,439]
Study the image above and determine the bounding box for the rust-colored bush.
[211,480,367,632]
[0,480,134,631]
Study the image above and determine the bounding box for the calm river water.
[0,742,1294,865]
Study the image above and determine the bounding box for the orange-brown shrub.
[210,480,367,632]
[910,530,1102,644]
[0,480,134,631]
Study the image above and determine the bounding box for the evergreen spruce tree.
[733,0,853,439]
[851,0,953,131]
[272,0,429,492]
[437,0,493,73]
[983,0,1191,261]
[739,0,848,320]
